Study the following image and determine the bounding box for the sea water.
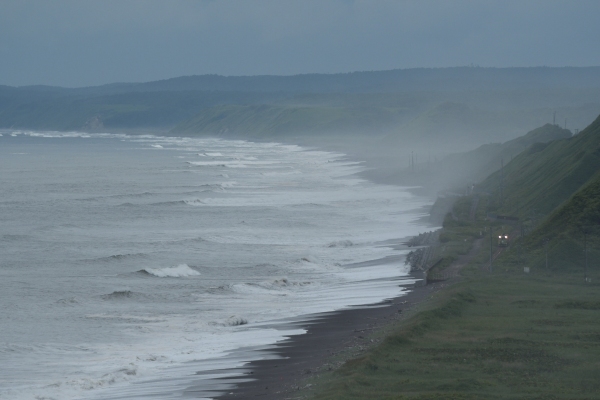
[0,131,430,399]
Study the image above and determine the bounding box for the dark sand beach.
[209,275,447,399]
[169,137,446,400]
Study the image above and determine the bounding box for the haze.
[2,2,600,399]
[2,0,600,87]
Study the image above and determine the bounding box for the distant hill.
[172,104,408,137]
[1,67,599,149]
[0,90,282,131]
[57,66,600,94]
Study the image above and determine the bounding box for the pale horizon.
[2,0,600,87]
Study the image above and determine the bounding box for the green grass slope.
[541,172,600,235]
[431,123,573,190]
[503,171,600,272]
[310,277,600,400]
[478,114,600,218]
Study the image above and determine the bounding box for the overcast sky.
[1,0,599,87]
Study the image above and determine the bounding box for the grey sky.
[1,0,599,87]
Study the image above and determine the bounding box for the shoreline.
[210,274,447,400]
[6,129,443,399]
[167,132,442,399]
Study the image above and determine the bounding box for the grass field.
[307,176,600,399]
[309,268,600,400]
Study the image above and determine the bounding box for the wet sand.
[206,276,446,399]
[173,134,442,399]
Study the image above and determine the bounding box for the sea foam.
[143,264,200,278]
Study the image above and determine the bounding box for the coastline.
[162,131,443,399]
[5,129,443,399]
[210,273,447,400]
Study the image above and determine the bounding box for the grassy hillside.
[306,115,600,400]
[309,275,600,400]
[479,114,600,218]
[541,173,600,236]
[172,104,408,137]
[499,171,600,273]
[361,123,575,194]
[0,90,282,131]
[432,123,573,188]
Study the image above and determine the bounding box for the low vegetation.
[309,196,599,399]
[307,115,600,399]
[311,273,600,400]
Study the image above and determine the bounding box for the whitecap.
[187,160,279,168]
[143,264,200,278]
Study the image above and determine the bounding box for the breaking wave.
[142,264,200,278]
[187,160,279,168]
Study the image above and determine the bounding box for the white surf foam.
[0,131,433,400]
[187,160,279,168]
[143,264,200,278]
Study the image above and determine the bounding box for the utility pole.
[500,158,504,205]
[520,222,524,266]
[553,111,556,125]
[565,118,567,129]
[584,230,588,282]
[579,225,598,282]
[490,226,494,273]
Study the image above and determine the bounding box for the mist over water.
[0,131,431,399]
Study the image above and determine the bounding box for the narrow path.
[447,237,483,276]
[428,238,484,281]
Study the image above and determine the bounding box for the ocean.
[0,131,430,399]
